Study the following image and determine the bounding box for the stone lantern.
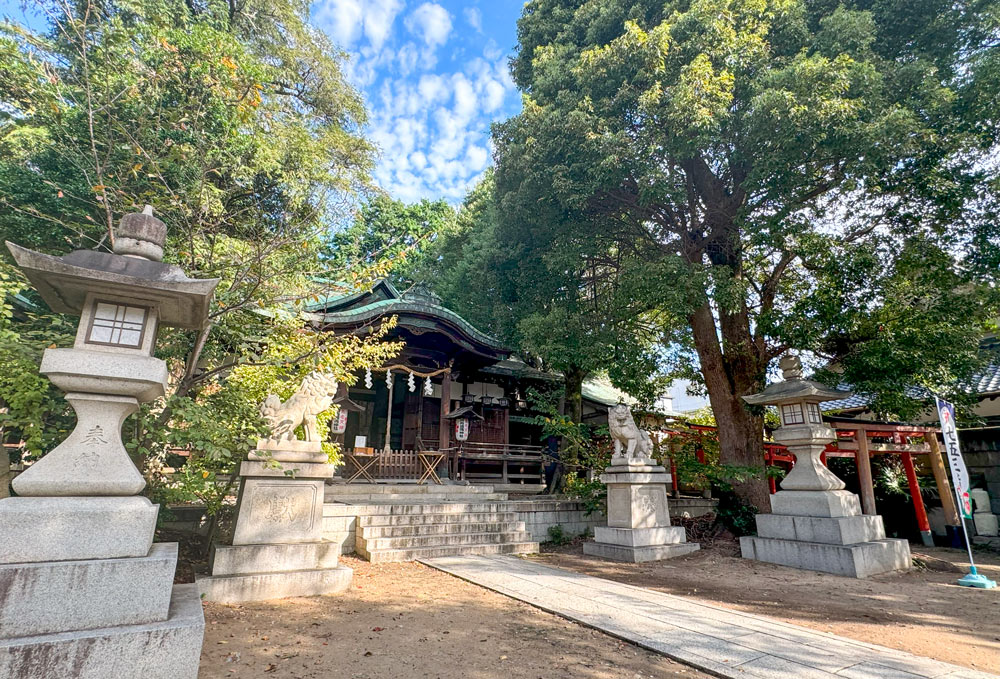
[0,207,217,678]
[739,354,911,578]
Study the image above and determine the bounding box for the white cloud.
[452,74,477,121]
[314,3,520,202]
[404,3,453,48]
[463,7,482,32]
[314,0,403,49]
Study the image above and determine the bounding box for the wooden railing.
[447,443,546,485]
[344,448,423,481]
[342,443,547,485]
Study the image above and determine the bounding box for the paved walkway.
[421,554,995,679]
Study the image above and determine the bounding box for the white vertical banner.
[935,397,973,519]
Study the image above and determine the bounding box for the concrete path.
[421,554,995,679]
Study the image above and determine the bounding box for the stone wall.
[963,450,1000,514]
[511,499,606,542]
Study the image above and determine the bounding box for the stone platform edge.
[197,564,353,603]
[0,583,205,679]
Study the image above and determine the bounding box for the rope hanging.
[378,364,451,379]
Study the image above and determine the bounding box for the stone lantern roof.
[743,355,852,406]
[5,207,218,328]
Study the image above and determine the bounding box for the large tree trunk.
[545,364,587,495]
[563,364,585,424]
[689,301,771,511]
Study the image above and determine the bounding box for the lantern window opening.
[781,403,805,425]
[806,402,823,424]
[85,300,150,348]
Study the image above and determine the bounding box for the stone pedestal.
[0,498,205,678]
[197,441,353,602]
[971,488,999,537]
[583,464,699,562]
[740,489,911,578]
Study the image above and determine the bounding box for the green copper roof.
[312,280,508,354]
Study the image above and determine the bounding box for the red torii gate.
[663,418,961,546]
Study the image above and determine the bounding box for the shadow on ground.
[198,556,711,679]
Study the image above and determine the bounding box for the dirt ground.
[198,556,710,679]
[534,536,1000,674]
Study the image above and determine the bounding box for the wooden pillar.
[668,437,679,498]
[927,433,960,527]
[765,447,777,494]
[438,369,451,453]
[382,375,393,454]
[855,429,877,516]
[902,450,934,546]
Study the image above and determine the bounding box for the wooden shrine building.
[308,280,613,487]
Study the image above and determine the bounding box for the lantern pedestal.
[740,489,911,578]
[583,463,699,562]
[197,441,353,603]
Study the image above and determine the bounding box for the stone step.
[357,511,520,527]
[363,531,534,551]
[359,521,527,539]
[359,541,539,564]
[324,501,514,517]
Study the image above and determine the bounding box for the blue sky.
[310,0,525,202]
[0,1,525,203]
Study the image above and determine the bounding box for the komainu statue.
[260,371,338,442]
[608,404,655,465]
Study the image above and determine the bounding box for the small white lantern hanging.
[364,367,372,389]
[332,407,349,434]
[408,372,416,392]
[385,368,392,388]
[423,376,432,396]
[454,417,470,442]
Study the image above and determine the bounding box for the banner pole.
[953,484,978,576]
[936,394,996,589]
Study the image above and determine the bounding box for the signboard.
[936,397,973,519]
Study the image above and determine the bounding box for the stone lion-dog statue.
[260,371,339,442]
[609,403,656,465]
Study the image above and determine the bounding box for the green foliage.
[715,494,760,537]
[328,195,455,288]
[421,172,667,419]
[666,426,780,493]
[563,471,608,516]
[495,0,1000,506]
[0,265,76,456]
[545,524,572,545]
[0,1,399,522]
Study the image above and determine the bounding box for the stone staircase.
[323,485,539,562]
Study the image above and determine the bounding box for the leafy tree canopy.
[497,0,1000,507]
[327,194,455,289]
[0,0,397,518]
